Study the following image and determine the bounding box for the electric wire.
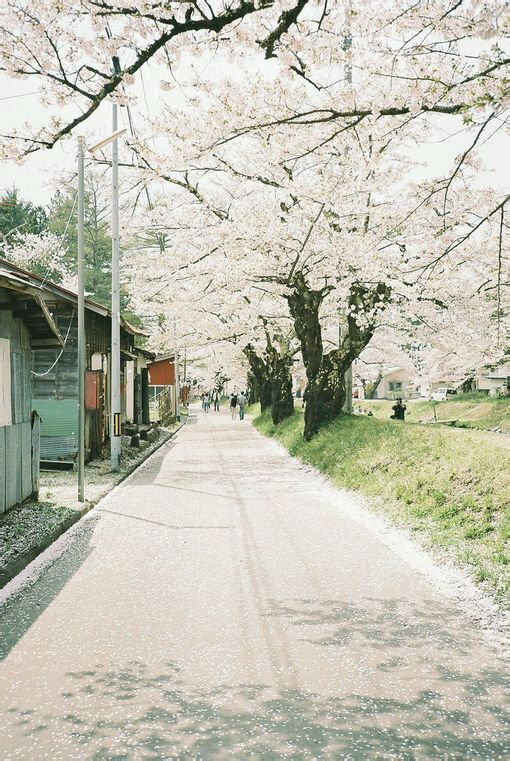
[0,91,38,102]
[38,190,79,290]
[31,308,75,376]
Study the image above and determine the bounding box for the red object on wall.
[148,359,175,386]
[85,370,101,410]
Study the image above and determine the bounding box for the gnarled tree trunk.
[286,272,390,440]
[243,338,294,423]
[268,347,294,425]
[243,344,272,413]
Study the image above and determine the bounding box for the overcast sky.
[1,64,508,208]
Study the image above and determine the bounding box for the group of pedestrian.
[201,389,221,413]
[201,388,249,419]
[230,390,248,420]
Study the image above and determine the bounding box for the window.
[0,337,12,426]
[388,381,403,392]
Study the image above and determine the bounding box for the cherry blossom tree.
[1,0,507,437]
[0,0,312,158]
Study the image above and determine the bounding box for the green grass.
[252,406,510,605]
[361,395,510,432]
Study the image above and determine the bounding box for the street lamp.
[88,116,127,472]
[88,128,127,154]
[77,122,127,502]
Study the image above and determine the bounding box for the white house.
[476,360,510,396]
[374,367,413,399]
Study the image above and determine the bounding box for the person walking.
[212,389,220,412]
[238,390,247,420]
[203,392,210,413]
[230,392,238,420]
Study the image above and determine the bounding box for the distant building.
[147,354,177,422]
[374,367,413,399]
[476,359,510,396]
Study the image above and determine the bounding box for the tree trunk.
[247,371,258,403]
[304,350,347,439]
[243,344,272,413]
[270,351,294,425]
[244,340,294,422]
[285,272,390,440]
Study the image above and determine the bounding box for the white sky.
[0,63,508,207]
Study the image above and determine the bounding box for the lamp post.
[77,135,85,502]
[88,120,127,472]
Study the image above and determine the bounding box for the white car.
[430,387,456,401]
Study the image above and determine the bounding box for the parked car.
[430,387,457,401]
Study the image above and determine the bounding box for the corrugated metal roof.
[0,270,64,344]
[0,259,148,337]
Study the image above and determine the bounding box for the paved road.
[1,409,508,759]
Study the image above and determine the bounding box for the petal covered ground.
[0,409,508,759]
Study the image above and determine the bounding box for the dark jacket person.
[391,398,406,421]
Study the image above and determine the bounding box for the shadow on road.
[100,508,234,531]
[3,598,508,757]
[0,517,98,661]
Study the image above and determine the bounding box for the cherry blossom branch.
[259,0,309,58]
[2,0,310,155]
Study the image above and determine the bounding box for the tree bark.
[268,347,294,425]
[243,339,294,423]
[286,272,390,440]
[243,344,272,412]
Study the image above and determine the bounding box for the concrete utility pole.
[87,121,127,473]
[174,318,180,422]
[339,319,353,414]
[77,135,86,502]
[110,103,121,472]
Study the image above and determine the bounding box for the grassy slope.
[253,407,510,604]
[362,396,510,432]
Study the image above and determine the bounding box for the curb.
[0,422,185,590]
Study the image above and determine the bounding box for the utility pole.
[110,103,121,472]
[174,318,180,422]
[77,135,86,501]
[339,318,353,414]
[183,346,187,409]
[344,364,353,414]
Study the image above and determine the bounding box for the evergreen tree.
[0,187,47,249]
[48,177,112,307]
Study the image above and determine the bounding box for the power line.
[0,91,38,102]
[31,309,75,376]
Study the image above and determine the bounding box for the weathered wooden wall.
[0,300,36,515]
[31,305,135,462]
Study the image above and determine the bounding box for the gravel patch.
[0,423,182,589]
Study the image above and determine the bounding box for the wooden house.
[0,267,64,513]
[0,259,146,465]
